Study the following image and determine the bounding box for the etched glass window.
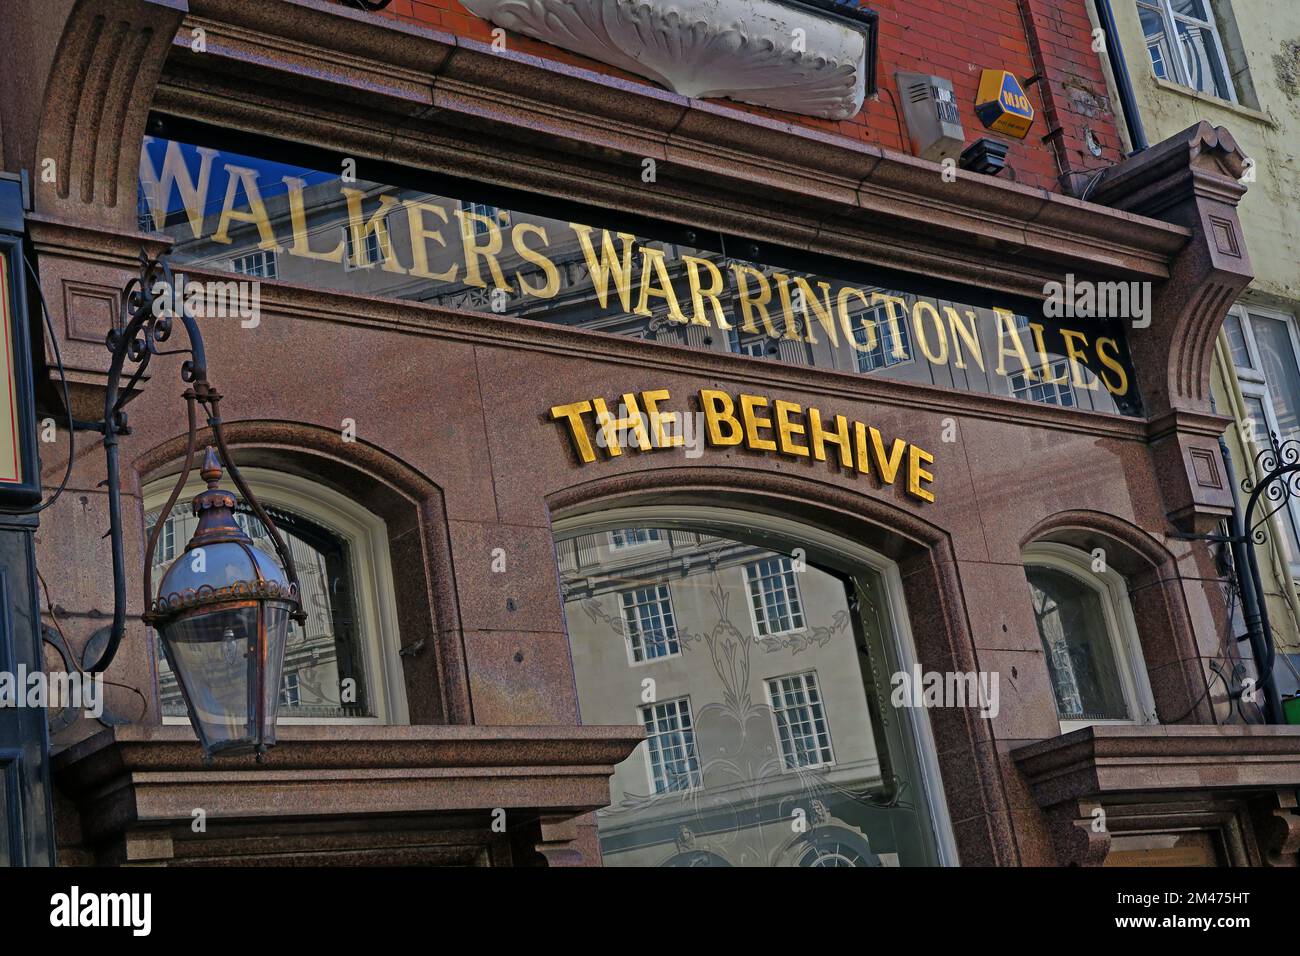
[559,521,947,866]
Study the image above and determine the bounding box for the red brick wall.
[372,0,1122,193]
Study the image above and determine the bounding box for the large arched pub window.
[553,507,955,867]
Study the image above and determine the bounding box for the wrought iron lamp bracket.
[85,252,305,674]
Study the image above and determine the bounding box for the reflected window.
[557,518,949,867]
[854,306,912,373]
[728,326,772,359]
[145,469,407,724]
[767,672,834,770]
[1010,361,1076,407]
[745,557,805,636]
[231,249,277,279]
[642,697,701,794]
[609,527,661,550]
[1023,544,1154,728]
[343,226,383,271]
[620,585,680,663]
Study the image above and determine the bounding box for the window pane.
[1026,566,1130,721]
[1169,0,1210,20]
[1249,315,1300,439]
[1139,5,1177,80]
[1174,18,1233,99]
[560,524,943,866]
[640,697,701,793]
[149,498,373,720]
[1242,394,1300,562]
[1242,393,1271,446]
[766,672,834,769]
[1222,312,1252,369]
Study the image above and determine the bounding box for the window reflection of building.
[641,697,701,794]
[231,249,277,279]
[619,585,679,663]
[766,672,834,771]
[745,557,805,636]
[609,527,660,550]
[143,469,409,726]
[1023,543,1155,730]
[852,305,912,373]
[556,518,947,867]
[1010,360,1076,407]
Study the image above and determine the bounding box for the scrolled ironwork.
[86,251,305,673]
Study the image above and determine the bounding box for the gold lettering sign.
[549,388,936,503]
[144,136,1143,417]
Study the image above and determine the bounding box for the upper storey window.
[139,123,1144,417]
[1136,0,1240,102]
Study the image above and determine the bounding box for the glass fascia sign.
[140,131,1142,417]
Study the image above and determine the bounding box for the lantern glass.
[261,603,292,745]
[161,605,258,752]
[150,447,301,758]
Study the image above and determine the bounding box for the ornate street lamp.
[86,252,305,759]
[148,446,300,756]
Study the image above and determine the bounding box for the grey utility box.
[894,71,965,163]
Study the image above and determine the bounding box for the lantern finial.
[200,445,223,486]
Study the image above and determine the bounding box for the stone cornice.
[155,0,1190,301]
[55,723,644,843]
[1012,725,1300,809]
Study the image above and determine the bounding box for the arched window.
[144,468,408,725]
[553,505,956,868]
[1022,542,1155,731]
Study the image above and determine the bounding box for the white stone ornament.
[460,0,869,120]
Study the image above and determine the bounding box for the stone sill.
[1150,76,1278,130]
[1011,724,1300,808]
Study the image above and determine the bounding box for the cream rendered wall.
[1094,0,1300,664]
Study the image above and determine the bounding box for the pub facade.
[2,0,1298,866]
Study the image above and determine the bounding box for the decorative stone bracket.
[1091,123,1254,533]
[459,0,877,119]
[1013,725,1300,866]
